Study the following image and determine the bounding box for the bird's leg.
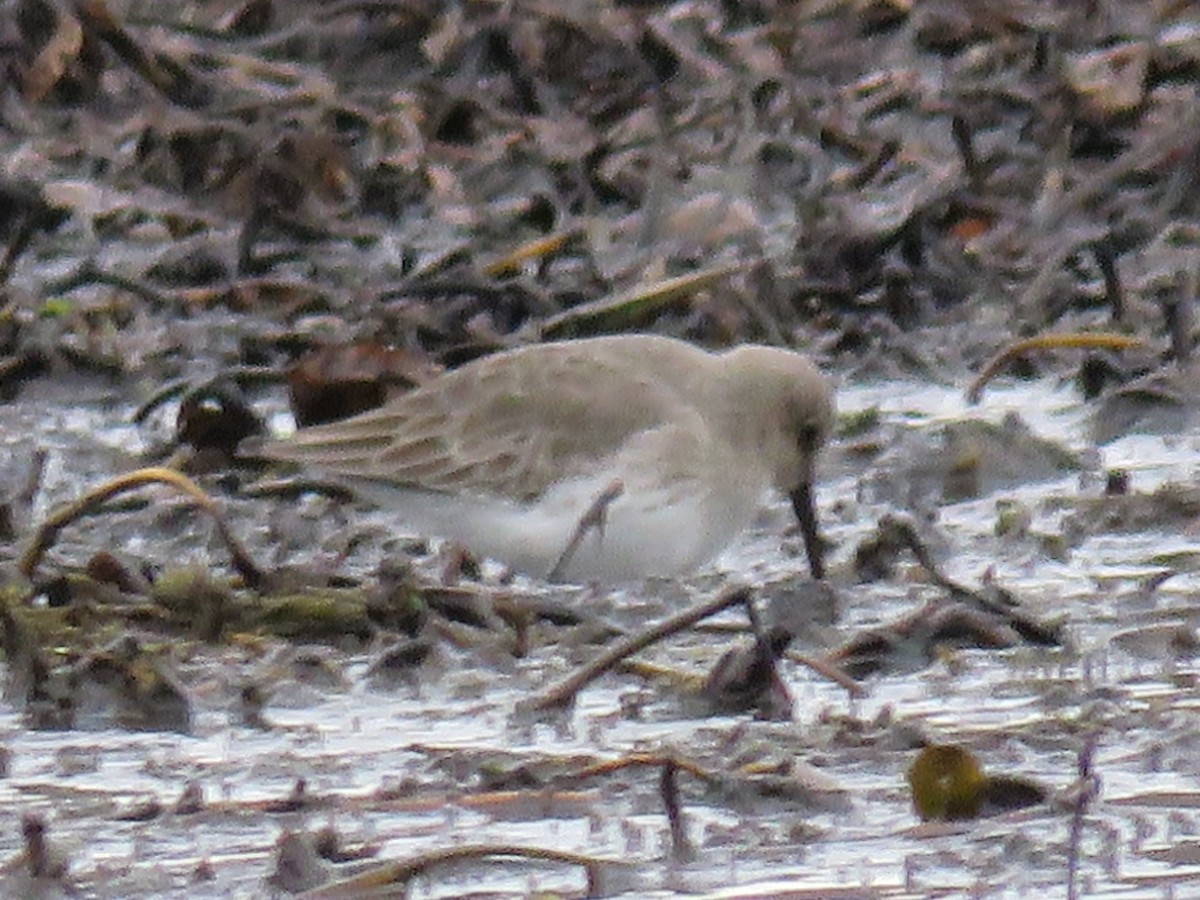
[547,479,624,582]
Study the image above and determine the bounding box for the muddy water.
[2,377,1199,898]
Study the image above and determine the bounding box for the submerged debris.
[838,515,1063,677]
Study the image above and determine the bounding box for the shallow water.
[2,376,1199,898]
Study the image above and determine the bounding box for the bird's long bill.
[790,482,825,580]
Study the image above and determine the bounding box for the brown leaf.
[1065,43,1150,121]
[422,4,466,66]
[217,0,273,37]
[287,343,443,427]
[22,3,84,102]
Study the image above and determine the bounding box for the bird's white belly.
[357,473,765,582]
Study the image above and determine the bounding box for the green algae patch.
[253,589,376,644]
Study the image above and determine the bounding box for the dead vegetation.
[2,0,1200,896]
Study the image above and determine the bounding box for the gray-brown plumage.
[258,335,834,582]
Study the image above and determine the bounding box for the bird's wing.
[261,341,704,501]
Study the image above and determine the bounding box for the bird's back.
[259,335,719,502]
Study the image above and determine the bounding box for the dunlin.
[258,335,834,582]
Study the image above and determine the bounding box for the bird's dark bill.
[790,482,824,580]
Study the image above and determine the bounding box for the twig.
[786,651,866,697]
[660,759,691,860]
[846,138,900,190]
[1067,734,1101,900]
[568,752,717,783]
[538,264,747,339]
[524,585,752,710]
[966,331,1149,404]
[1161,269,1196,366]
[295,843,617,899]
[1092,239,1124,325]
[19,467,266,588]
[951,116,983,189]
[43,258,177,309]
